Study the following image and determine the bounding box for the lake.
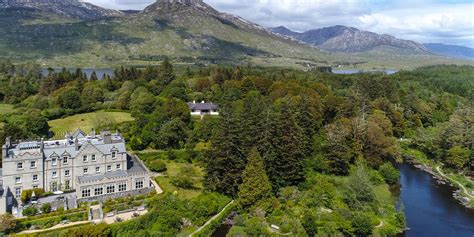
[41,68,114,80]
[333,69,398,75]
[398,163,474,237]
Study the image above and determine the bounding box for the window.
[33,174,38,181]
[15,187,22,198]
[17,162,23,170]
[116,164,121,170]
[118,183,127,192]
[83,155,88,162]
[112,152,116,159]
[51,182,58,192]
[83,168,89,175]
[91,154,96,162]
[107,165,112,172]
[135,180,144,189]
[15,177,21,184]
[52,158,57,166]
[94,187,103,196]
[96,167,100,174]
[106,185,115,194]
[63,157,68,164]
[30,161,36,168]
[52,171,57,178]
[65,170,70,176]
[82,189,91,198]
[65,180,70,190]
[32,185,38,189]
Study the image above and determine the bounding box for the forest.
[0,59,472,236]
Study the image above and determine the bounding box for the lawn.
[0,103,15,115]
[48,111,134,138]
[154,161,205,199]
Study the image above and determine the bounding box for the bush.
[41,203,52,214]
[351,213,374,236]
[148,160,167,172]
[22,207,38,217]
[379,162,400,185]
[171,176,194,189]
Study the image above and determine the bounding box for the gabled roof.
[188,102,219,111]
[71,129,86,139]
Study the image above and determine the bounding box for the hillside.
[424,43,474,60]
[0,0,469,69]
[269,25,429,54]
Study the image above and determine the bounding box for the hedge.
[193,201,236,237]
[16,211,87,231]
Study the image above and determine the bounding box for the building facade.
[0,130,152,214]
[187,101,219,116]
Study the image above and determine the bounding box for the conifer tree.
[238,148,272,208]
[90,71,98,81]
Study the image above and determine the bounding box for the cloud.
[84,0,474,47]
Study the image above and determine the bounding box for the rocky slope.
[424,43,474,60]
[270,25,429,54]
[0,0,123,20]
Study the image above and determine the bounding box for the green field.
[0,104,15,115]
[155,161,205,199]
[48,111,134,138]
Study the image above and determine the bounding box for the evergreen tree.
[90,71,98,81]
[159,57,175,86]
[204,104,245,196]
[238,148,272,208]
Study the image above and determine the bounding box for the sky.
[84,0,474,47]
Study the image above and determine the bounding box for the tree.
[148,160,167,172]
[446,146,470,170]
[238,148,273,208]
[347,162,375,205]
[379,162,400,185]
[90,71,98,81]
[57,88,82,110]
[0,213,16,233]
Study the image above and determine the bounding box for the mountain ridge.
[270,25,429,54]
[424,43,474,60]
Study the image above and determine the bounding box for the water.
[398,163,474,237]
[333,69,398,75]
[41,68,114,80]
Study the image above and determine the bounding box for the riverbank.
[405,157,474,209]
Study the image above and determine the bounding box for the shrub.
[379,162,400,185]
[41,203,52,214]
[22,207,38,217]
[148,160,167,172]
[351,213,374,236]
[171,176,193,189]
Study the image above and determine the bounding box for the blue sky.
[85,0,474,47]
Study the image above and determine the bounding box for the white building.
[0,130,153,214]
[187,101,219,116]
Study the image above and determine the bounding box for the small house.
[187,101,219,116]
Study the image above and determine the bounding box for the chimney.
[40,138,44,152]
[75,138,79,151]
[91,128,96,137]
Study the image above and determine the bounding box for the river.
[398,163,474,237]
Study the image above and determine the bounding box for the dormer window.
[63,157,69,164]
[112,152,117,159]
[52,158,57,166]
[91,154,96,162]
[83,155,88,162]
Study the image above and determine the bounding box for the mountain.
[0,0,469,69]
[424,43,474,60]
[0,0,123,20]
[270,25,428,54]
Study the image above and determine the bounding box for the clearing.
[48,111,134,138]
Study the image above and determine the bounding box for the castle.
[0,130,153,214]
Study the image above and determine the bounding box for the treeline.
[0,58,472,235]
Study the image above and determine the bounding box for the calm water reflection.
[398,163,474,237]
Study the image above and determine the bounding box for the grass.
[48,111,134,138]
[154,161,205,199]
[0,103,15,115]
